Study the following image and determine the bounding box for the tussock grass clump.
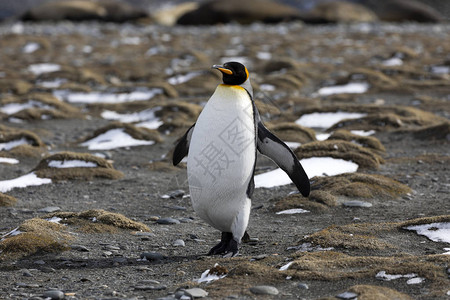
[0,218,72,260]
[33,151,124,180]
[0,193,17,206]
[45,209,150,233]
[266,122,316,144]
[295,140,383,169]
[327,129,385,152]
[344,285,414,300]
[0,125,46,157]
[273,190,337,212]
[311,173,411,199]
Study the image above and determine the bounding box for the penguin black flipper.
[257,121,310,197]
[173,123,195,166]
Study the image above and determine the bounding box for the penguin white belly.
[187,85,256,239]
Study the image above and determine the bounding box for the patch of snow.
[28,63,61,75]
[0,100,53,115]
[38,78,67,88]
[255,157,358,188]
[0,227,22,241]
[257,52,272,60]
[316,133,331,141]
[23,42,40,53]
[46,217,63,223]
[81,128,155,150]
[196,264,226,283]
[0,172,51,193]
[0,138,30,151]
[0,157,19,164]
[404,222,450,243]
[276,208,309,215]
[317,82,369,96]
[168,72,202,85]
[279,261,293,271]
[296,112,367,129]
[350,130,375,136]
[260,84,276,92]
[60,89,163,104]
[376,271,417,281]
[443,248,450,255]
[407,277,425,285]
[101,107,163,129]
[48,160,97,168]
[121,37,141,45]
[431,65,449,74]
[285,142,301,149]
[382,57,403,66]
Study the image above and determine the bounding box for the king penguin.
[173,62,310,257]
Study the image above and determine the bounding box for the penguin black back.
[213,61,249,85]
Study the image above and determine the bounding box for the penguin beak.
[212,65,233,75]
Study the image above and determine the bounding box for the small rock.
[43,290,65,300]
[104,245,120,251]
[164,205,187,210]
[161,189,185,199]
[185,287,208,298]
[140,252,165,261]
[336,291,358,299]
[343,200,372,208]
[34,260,46,265]
[71,245,89,252]
[173,239,185,247]
[251,254,268,261]
[249,285,279,295]
[157,217,180,225]
[297,282,309,289]
[134,285,167,291]
[112,257,127,264]
[21,269,33,277]
[38,206,61,213]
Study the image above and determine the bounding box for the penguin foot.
[207,232,239,257]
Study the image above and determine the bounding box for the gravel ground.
[0,21,449,299]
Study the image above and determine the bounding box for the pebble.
[173,239,185,247]
[336,291,358,299]
[134,285,167,291]
[140,252,165,261]
[34,260,46,265]
[297,282,309,289]
[343,200,373,208]
[71,245,89,252]
[43,290,65,300]
[185,288,208,298]
[21,269,33,277]
[249,285,279,295]
[157,217,180,225]
[38,206,61,213]
[164,205,187,211]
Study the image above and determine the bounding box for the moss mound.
[327,130,385,152]
[1,93,83,120]
[33,151,124,180]
[0,218,72,260]
[297,105,445,132]
[0,193,17,206]
[81,122,163,144]
[312,173,411,199]
[157,101,202,133]
[273,190,337,212]
[343,285,414,300]
[0,125,47,157]
[286,251,449,283]
[266,122,316,144]
[412,122,450,140]
[45,209,150,233]
[302,225,394,250]
[295,140,383,169]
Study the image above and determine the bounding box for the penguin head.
[212,62,249,86]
